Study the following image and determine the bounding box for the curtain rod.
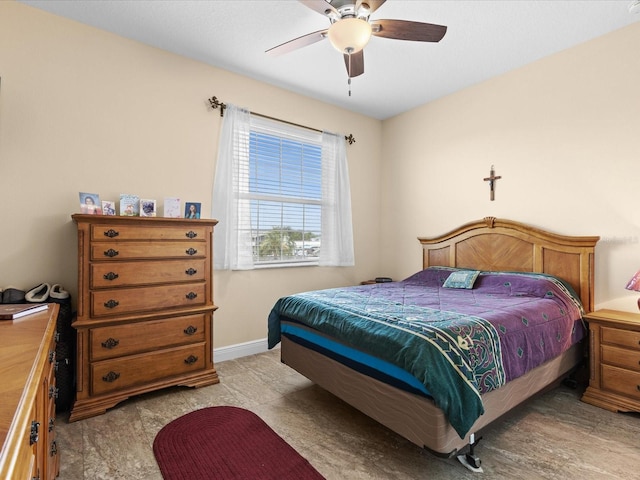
[207,96,355,145]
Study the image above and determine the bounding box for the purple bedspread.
[354,268,586,384]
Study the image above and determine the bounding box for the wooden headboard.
[418,217,599,313]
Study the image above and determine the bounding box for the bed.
[267,217,599,457]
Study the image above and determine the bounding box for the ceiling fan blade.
[371,19,447,42]
[299,0,339,17]
[266,29,328,56]
[343,49,364,78]
[356,0,387,15]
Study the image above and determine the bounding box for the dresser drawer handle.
[102,371,120,383]
[50,439,58,457]
[184,355,198,365]
[185,268,197,276]
[30,421,40,445]
[184,325,198,335]
[103,271,119,281]
[104,248,119,258]
[185,231,198,239]
[185,292,198,300]
[103,229,120,238]
[48,418,55,432]
[101,337,120,349]
[49,350,56,364]
[49,386,59,400]
[186,248,198,256]
[104,299,119,309]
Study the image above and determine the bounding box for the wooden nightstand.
[581,309,640,412]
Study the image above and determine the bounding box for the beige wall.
[380,22,640,312]
[0,2,383,348]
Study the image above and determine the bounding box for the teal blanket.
[268,288,504,438]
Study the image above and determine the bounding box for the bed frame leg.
[457,433,483,472]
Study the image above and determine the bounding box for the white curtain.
[212,104,254,270]
[319,131,355,266]
[212,106,354,269]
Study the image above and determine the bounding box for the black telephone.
[375,277,393,283]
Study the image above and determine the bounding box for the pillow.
[443,270,480,289]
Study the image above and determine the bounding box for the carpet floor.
[153,405,325,480]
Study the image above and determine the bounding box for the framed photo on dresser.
[140,199,157,217]
[185,202,201,219]
[79,192,102,215]
[163,197,181,218]
[119,194,140,216]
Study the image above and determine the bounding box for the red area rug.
[153,406,325,480]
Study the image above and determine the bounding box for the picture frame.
[119,194,140,216]
[184,202,201,219]
[140,198,157,217]
[79,192,102,215]
[101,200,116,216]
[163,197,182,218]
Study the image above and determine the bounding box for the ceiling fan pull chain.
[347,48,352,97]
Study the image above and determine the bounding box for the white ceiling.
[19,0,640,120]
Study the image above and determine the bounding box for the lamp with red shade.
[625,270,640,311]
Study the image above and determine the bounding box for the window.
[213,105,354,270]
[248,119,322,265]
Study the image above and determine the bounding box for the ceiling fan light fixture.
[357,2,371,18]
[328,18,372,53]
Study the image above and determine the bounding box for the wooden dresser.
[582,309,640,412]
[0,304,60,480]
[70,215,219,422]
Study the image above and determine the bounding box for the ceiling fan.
[266,0,447,82]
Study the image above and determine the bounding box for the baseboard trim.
[213,338,269,363]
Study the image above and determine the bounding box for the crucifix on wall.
[483,165,502,201]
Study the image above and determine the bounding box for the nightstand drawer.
[602,344,640,372]
[601,326,640,350]
[601,364,640,400]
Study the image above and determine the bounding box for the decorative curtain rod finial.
[208,96,226,117]
[345,134,356,145]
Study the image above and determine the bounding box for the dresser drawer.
[90,283,206,317]
[91,259,206,288]
[90,241,205,261]
[601,326,640,350]
[90,224,209,241]
[602,344,640,372]
[91,343,206,395]
[90,314,207,361]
